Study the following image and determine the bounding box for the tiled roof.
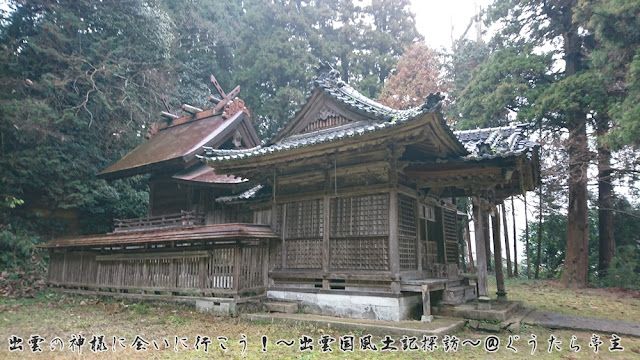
[38,223,280,248]
[99,110,257,179]
[454,124,538,160]
[201,67,450,163]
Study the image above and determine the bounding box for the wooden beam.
[181,104,203,114]
[421,284,433,322]
[323,167,331,290]
[492,205,507,302]
[472,197,489,299]
[389,189,400,293]
[161,111,179,120]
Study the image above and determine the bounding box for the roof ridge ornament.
[314,61,341,85]
[424,92,444,110]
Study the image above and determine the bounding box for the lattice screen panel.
[330,237,389,270]
[330,194,389,237]
[398,195,417,237]
[442,207,459,264]
[273,204,283,235]
[285,239,322,269]
[398,195,417,270]
[285,200,323,239]
[241,246,265,290]
[270,241,282,270]
[209,248,234,289]
[423,241,438,269]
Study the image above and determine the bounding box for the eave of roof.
[38,223,280,249]
[200,93,466,165]
[171,163,246,185]
[454,123,539,161]
[98,110,254,180]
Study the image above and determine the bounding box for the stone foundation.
[267,290,422,322]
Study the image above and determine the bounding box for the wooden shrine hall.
[41,65,539,322]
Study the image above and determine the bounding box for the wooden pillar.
[323,166,331,290]
[199,256,206,296]
[233,245,241,301]
[483,212,492,271]
[61,251,68,285]
[472,197,490,309]
[262,242,269,289]
[415,197,422,272]
[281,205,287,270]
[421,284,433,322]
[491,206,507,302]
[389,189,400,293]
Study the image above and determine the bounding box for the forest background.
[1,0,639,294]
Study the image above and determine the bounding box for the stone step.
[444,280,464,288]
[441,285,477,305]
[263,301,298,314]
[433,301,525,322]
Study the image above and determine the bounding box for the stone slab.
[522,311,640,338]
[242,313,466,338]
[434,301,523,322]
[263,301,298,314]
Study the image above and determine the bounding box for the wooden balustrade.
[113,210,204,233]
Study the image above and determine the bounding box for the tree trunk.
[502,203,513,278]
[535,182,543,279]
[524,195,530,279]
[511,196,518,277]
[465,216,475,273]
[597,118,615,278]
[560,18,590,288]
[483,212,492,271]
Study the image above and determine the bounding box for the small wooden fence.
[47,244,267,302]
[113,211,205,233]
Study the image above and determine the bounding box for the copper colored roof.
[99,110,257,179]
[172,163,245,185]
[39,223,279,248]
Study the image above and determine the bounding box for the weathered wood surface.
[47,245,268,300]
[472,198,489,298]
[114,211,204,233]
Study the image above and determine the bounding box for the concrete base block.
[421,315,434,323]
[196,300,236,316]
[268,290,422,321]
[263,301,298,314]
[477,297,492,310]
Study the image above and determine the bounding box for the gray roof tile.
[454,124,538,160]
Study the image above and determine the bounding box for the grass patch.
[1,281,639,359]
[488,276,640,322]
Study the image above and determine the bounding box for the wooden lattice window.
[285,200,324,239]
[241,246,266,290]
[424,241,438,268]
[270,241,282,270]
[273,204,284,235]
[285,239,322,269]
[330,237,389,270]
[330,194,389,237]
[442,207,459,264]
[398,195,417,270]
[209,248,234,289]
